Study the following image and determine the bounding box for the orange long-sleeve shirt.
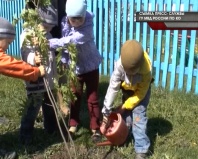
[0,49,40,81]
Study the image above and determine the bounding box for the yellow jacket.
[102,52,152,115]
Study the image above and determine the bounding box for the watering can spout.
[96,140,113,146]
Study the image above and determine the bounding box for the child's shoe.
[135,153,148,159]
[0,149,16,159]
[69,126,77,133]
[91,129,101,142]
[68,126,77,139]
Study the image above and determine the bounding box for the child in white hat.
[49,0,102,142]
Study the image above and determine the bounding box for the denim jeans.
[20,92,58,141]
[122,87,151,153]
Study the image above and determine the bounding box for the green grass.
[0,75,198,159]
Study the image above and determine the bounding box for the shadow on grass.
[147,117,173,154]
[121,117,173,157]
[0,121,71,158]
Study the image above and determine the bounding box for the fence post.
[135,0,141,41]
[103,0,109,75]
[98,0,103,74]
[115,0,121,61]
[142,0,148,51]
[162,0,171,88]
[155,0,163,87]
[178,1,189,91]
[170,0,180,91]
[148,0,156,80]
[109,0,115,75]
[129,0,135,40]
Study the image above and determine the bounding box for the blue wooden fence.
[87,0,198,94]
[1,0,198,94]
[0,0,25,57]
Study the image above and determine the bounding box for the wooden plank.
[154,0,163,86]
[148,0,156,79]
[115,0,121,60]
[110,0,115,75]
[135,0,141,41]
[0,1,2,17]
[93,0,98,47]
[122,0,127,43]
[87,0,93,11]
[98,0,103,74]
[178,0,189,90]
[104,0,109,75]
[187,31,196,92]
[188,0,198,93]
[142,0,148,51]
[129,0,135,39]
[192,0,198,94]
[170,0,180,91]
[162,0,171,88]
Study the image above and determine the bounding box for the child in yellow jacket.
[101,40,153,159]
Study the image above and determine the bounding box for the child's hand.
[38,65,45,77]
[100,115,111,135]
[38,24,45,32]
[60,105,70,116]
[57,91,70,116]
[32,37,39,46]
[35,52,42,65]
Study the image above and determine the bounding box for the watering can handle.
[100,122,108,135]
[100,115,112,135]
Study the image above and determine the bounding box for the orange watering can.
[96,112,129,146]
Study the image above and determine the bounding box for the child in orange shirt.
[0,17,45,81]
